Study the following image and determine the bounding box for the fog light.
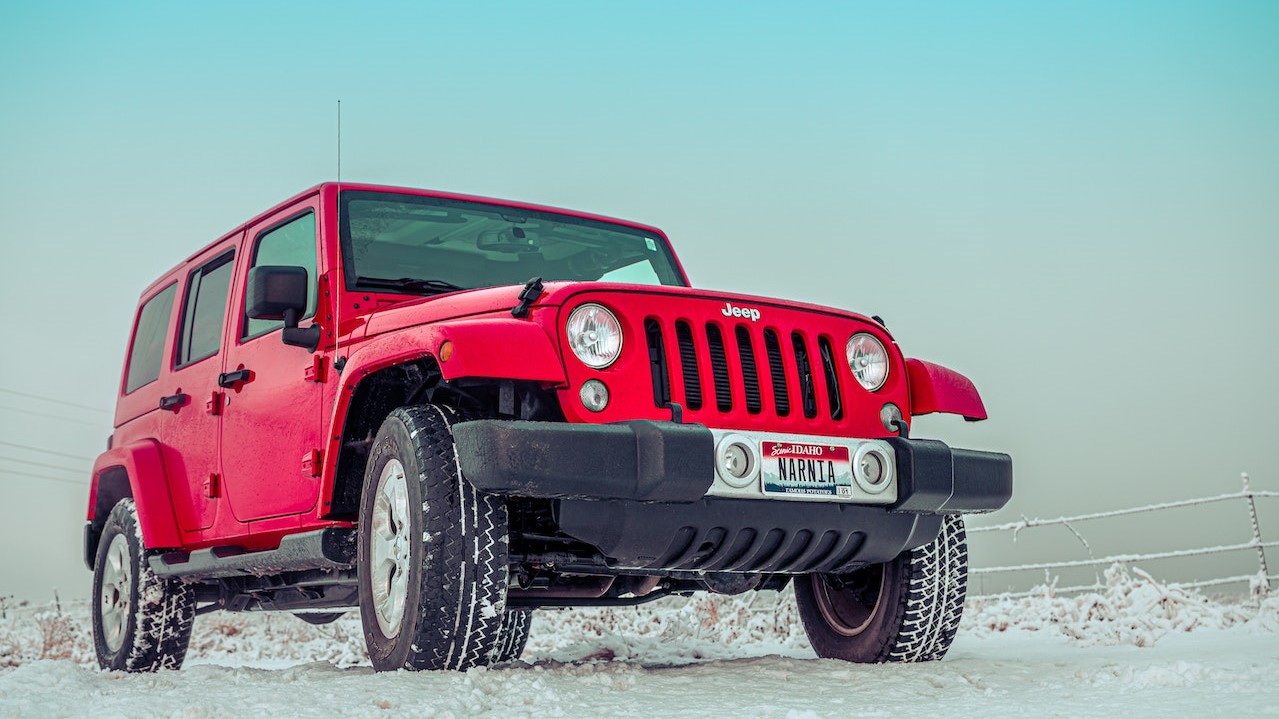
[723,444,750,478]
[853,444,893,495]
[579,380,609,412]
[860,453,885,485]
[715,435,758,488]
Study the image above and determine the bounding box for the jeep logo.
[721,302,761,322]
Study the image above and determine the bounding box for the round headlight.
[846,333,889,391]
[566,304,623,369]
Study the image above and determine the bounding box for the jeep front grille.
[644,318,671,408]
[645,319,845,422]
[673,321,703,410]
[705,324,732,413]
[762,330,790,416]
[792,333,818,419]
[818,337,844,420]
[734,326,763,415]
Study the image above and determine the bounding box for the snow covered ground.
[2,566,1276,718]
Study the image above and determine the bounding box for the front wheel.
[357,405,511,672]
[490,609,532,663]
[91,498,195,671]
[795,514,967,663]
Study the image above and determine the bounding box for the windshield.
[339,191,685,295]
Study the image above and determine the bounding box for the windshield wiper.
[355,276,468,295]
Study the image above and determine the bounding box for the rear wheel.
[357,405,510,671]
[795,514,968,663]
[91,498,195,671]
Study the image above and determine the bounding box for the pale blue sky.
[1,2,1276,599]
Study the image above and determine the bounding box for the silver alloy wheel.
[370,458,412,638]
[99,534,131,652]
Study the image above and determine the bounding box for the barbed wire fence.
[968,472,1276,598]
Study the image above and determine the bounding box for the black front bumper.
[453,419,1012,512]
[452,419,1012,573]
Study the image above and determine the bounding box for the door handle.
[159,393,189,411]
[217,369,252,388]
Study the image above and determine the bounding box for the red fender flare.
[88,439,183,549]
[339,318,567,387]
[905,359,988,421]
[320,317,567,511]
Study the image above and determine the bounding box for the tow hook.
[891,418,910,439]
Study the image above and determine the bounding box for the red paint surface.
[90,183,991,556]
[90,440,182,549]
[904,358,988,421]
[551,287,911,439]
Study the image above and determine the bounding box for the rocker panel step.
[148,528,356,579]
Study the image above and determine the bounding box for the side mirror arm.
[281,307,321,352]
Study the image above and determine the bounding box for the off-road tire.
[357,405,510,671]
[91,498,195,672]
[919,515,968,661]
[490,609,532,663]
[795,514,968,663]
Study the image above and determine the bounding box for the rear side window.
[176,251,235,368]
[244,212,317,340]
[124,284,178,394]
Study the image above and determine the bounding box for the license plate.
[760,441,854,497]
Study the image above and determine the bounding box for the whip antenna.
[334,99,343,367]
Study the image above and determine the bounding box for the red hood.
[361,284,544,338]
[361,281,892,340]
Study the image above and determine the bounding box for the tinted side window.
[244,212,317,339]
[124,284,178,394]
[177,252,235,367]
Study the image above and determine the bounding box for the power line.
[0,405,105,428]
[0,455,87,475]
[0,388,110,414]
[0,441,95,462]
[0,468,89,487]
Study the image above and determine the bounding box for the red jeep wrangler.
[85,183,1011,672]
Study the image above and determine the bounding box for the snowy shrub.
[966,564,1278,646]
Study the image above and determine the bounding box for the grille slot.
[818,337,843,420]
[645,318,671,408]
[675,321,703,410]
[706,324,733,412]
[735,326,763,414]
[792,333,819,418]
[763,330,790,417]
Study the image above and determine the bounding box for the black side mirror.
[247,266,320,351]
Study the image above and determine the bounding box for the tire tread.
[796,514,968,664]
[360,405,509,671]
[93,498,195,672]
